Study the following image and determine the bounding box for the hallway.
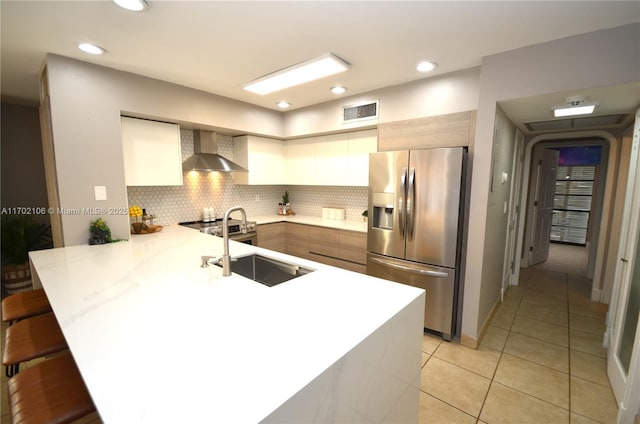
[419,245,616,423]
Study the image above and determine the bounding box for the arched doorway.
[514,130,621,302]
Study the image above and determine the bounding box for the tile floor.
[2,245,615,423]
[419,244,616,424]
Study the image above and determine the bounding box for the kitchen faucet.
[220,206,247,276]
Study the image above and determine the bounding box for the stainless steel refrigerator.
[366,147,466,341]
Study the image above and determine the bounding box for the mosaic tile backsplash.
[126,130,368,225]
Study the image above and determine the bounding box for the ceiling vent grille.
[342,101,379,123]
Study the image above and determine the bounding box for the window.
[551,166,595,245]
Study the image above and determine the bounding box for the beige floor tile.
[422,352,430,368]
[569,350,609,387]
[569,300,608,319]
[480,326,509,352]
[423,333,442,355]
[520,290,568,311]
[421,357,490,417]
[517,301,568,327]
[511,315,569,347]
[571,376,618,424]
[570,412,602,424]
[569,313,606,335]
[501,287,525,312]
[570,329,606,358]
[433,342,501,378]
[493,353,569,408]
[503,331,569,372]
[479,382,569,424]
[490,306,516,331]
[418,392,476,424]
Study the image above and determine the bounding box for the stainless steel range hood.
[182,130,247,172]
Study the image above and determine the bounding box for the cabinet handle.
[621,258,629,263]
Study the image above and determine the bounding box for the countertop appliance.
[179,218,257,244]
[366,147,467,341]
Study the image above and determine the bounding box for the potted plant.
[362,209,368,222]
[1,214,53,296]
[282,191,290,214]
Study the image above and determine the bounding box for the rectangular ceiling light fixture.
[553,104,596,118]
[243,52,350,95]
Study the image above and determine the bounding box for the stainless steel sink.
[215,253,314,287]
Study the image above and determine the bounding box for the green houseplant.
[1,214,53,296]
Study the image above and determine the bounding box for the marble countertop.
[253,214,368,233]
[30,225,422,423]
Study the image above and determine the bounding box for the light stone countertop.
[253,214,368,233]
[30,225,422,423]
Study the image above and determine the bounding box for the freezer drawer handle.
[370,257,449,278]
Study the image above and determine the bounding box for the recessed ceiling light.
[416,61,437,72]
[331,86,347,95]
[277,101,291,109]
[113,0,148,11]
[77,43,105,55]
[244,52,350,95]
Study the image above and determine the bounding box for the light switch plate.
[94,186,107,201]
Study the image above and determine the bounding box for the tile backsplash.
[126,130,368,225]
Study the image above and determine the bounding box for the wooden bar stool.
[1,288,52,323]
[3,312,68,378]
[8,351,96,424]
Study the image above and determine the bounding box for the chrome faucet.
[221,206,247,276]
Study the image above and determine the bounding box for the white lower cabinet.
[121,116,183,186]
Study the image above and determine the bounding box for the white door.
[608,109,640,420]
[502,129,524,297]
[528,148,559,266]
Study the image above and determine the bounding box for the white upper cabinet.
[347,129,378,186]
[232,135,286,185]
[285,129,377,186]
[121,116,183,186]
[286,137,316,186]
[231,129,377,186]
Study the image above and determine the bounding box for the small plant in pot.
[362,209,368,222]
[1,214,53,296]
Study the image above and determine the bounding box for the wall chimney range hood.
[182,130,247,172]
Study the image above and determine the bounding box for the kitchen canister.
[322,207,346,220]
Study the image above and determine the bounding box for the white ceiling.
[1,1,639,129]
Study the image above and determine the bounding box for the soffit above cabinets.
[524,114,628,133]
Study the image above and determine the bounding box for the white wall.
[45,54,285,245]
[462,23,640,341]
[284,67,480,137]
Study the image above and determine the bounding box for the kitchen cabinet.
[308,226,367,273]
[232,135,286,185]
[377,111,476,151]
[284,223,310,259]
[256,222,285,251]
[284,138,316,186]
[121,116,183,186]
[285,129,377,186]
[346,129,378,186]
[256,222,368,274]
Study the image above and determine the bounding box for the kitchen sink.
[215,253,314,287]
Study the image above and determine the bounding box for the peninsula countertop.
[29,225,423,423]
[253,214,368,233]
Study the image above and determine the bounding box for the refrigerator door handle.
[370,256,449,278]
[399,167,407,236]
[407,167,416,238]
